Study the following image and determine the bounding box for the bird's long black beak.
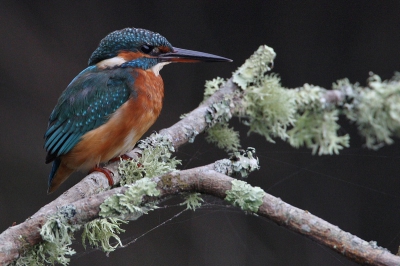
[159,47,232,63]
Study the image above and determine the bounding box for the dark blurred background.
[1,1,400,265]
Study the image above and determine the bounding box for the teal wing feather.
[44,66,136,163]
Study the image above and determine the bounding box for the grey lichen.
[225,179,265,212]
[205,100,233,128]
[229,147,260,177]
[185,126,199,143]
[180,193,204,211]
[214,159,233,176]
[82,218,127,253]
[203,76,241,151]
[119,133,181,185]
[137,133,176,154]
[99,178,160,220]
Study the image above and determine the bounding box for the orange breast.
[62,69,164,170]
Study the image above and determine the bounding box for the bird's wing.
[44,66,135,163]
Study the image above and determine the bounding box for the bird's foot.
[90,167,114,187]
[109,154,133,163]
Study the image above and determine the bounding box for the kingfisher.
[44,27,231,194]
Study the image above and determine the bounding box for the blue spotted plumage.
[45,66,135,163]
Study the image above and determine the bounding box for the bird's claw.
[90,167,114,187]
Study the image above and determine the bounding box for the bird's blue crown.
[88,28,173,66]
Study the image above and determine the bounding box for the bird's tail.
[47,158,74,194]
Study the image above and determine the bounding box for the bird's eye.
[140,44,154,54]
[151,47,160,55]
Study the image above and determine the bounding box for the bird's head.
[88,28,231,75]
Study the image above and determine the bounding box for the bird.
[44,27,231,193]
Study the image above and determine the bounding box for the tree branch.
[2,161,399,265]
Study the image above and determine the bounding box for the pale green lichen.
[82,218,127,253]
[233,45,275,90]
[225,179,265,212]
[205,123,241,152]
[340,73,400,149]
[99,178,160,220]
[205,45,399,155]
[119,133,181,185]
[232,47,295,142]
[288,110,350,155]
[203,77,226,101]
[40,208,77,247]
[231,45,351,155]
[287,83,350,155]
[292,83,325,111]
[180,193,204,211]
[229,147,260,177]
[13,240,76,266]
[14,206,78,266]
[240,74,296,142]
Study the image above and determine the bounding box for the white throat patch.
[96,56,127,69]
[151,62,171,76]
